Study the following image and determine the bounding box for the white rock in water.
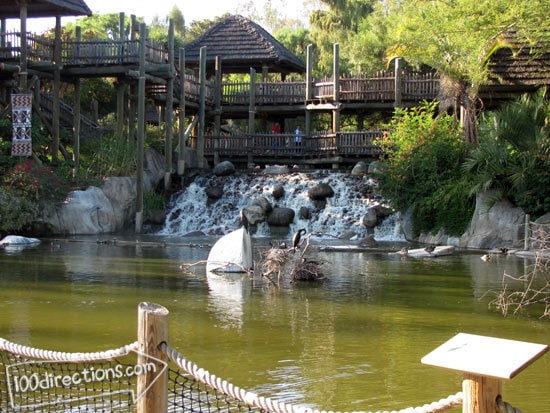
[0,235,41,246]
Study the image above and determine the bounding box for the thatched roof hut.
[184,15,306,78]
[0,0,92,18]
[482,31,550,103]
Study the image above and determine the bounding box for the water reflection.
[0,238,548,412]
[206,271,250,330]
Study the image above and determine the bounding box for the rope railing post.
[137,302,169,413]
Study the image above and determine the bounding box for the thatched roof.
[0,0,92,18]
[184,15,306,76]
[484,32,550,96]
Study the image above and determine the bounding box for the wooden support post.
[52,16,62,163]
[305,44,313,136]
[422,333,548,413]
[177,48,186,175]
[248,67,256,169]
[213,56,222,166]
[332,43,340,134]
[135,23,146,234]
[137,302,169,413]
[462,374,501,413]
[197,46,207,169]
[164,19,175,189]
[73,76,81,183]
[18,4,28,92]
[394,57,403,108]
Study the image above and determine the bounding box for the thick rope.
[161,342,463,413]
[0,338,138,362]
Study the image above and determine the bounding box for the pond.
[0,235,548,413]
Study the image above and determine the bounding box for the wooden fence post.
[422,333,547,413]
[137,302,169,413]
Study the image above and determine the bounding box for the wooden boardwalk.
[1,31,438,163]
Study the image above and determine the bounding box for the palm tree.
[463,88,550,216]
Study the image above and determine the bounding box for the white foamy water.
[159,171,404,241]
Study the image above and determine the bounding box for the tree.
[308,0,378,76]
[381,0,550,144]
[169,6,185,38]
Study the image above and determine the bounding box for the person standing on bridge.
[295,125,302,147]
[272,122,281,147]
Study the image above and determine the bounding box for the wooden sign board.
[421,333,548,380]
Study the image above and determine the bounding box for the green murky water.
[0,236,548,412]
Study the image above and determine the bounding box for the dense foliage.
[375,101,473,236]
[463,89,550,218]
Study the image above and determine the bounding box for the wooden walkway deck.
[1,31,437,165]
[1,31,439,111]
[201,130,384,164]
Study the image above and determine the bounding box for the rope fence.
[1,302,543,413]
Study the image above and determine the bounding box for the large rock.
[242,205,266,225]
[308,183,335,200]
[252,196,273,213]
[101,177,136,229]
[406,191,526,249]
[361,207,379,229]
[38,149,166,235]
[213,161,236,176]
[461,191,525,248]
[267,207,295,226]
[41,187,117,234]
[351,161,367,176]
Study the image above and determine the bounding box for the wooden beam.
[164,19,175,189]
[197,46,207,168]
[177,48,186,175]
[135,22,146,234]
[213,55,222,166]
[248,67,256,168]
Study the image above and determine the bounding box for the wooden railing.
[203,130,384,159]
[1,31,439,107]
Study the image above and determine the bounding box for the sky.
[6,0,310,33]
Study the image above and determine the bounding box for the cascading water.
[159,171,405,241]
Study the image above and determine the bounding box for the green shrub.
[463,89,550,218]
[0,189,39,234]
[375,101,473,236]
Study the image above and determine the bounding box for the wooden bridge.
[1,26,438,167]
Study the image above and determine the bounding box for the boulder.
[368,161,386,175]
[351,161,367,176]
[213,161,236,176]
[252,196,273,213]
[37,149,166,235]
[267,207,295,226]
[144,148,166,190]
[460,191,525,249]
[308,183,335,200]
[406,191,526,249]
[242,205,266,226]
[272,185,285,200]
[205,185,224,200]
[41,187,116,234]
[361,207,379,229]
[101,177,136,229]
[298,206,311,220]
[358,235,378,247]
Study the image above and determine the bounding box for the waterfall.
[159,171,405,241]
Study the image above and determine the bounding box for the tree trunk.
[459,82,479,145]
